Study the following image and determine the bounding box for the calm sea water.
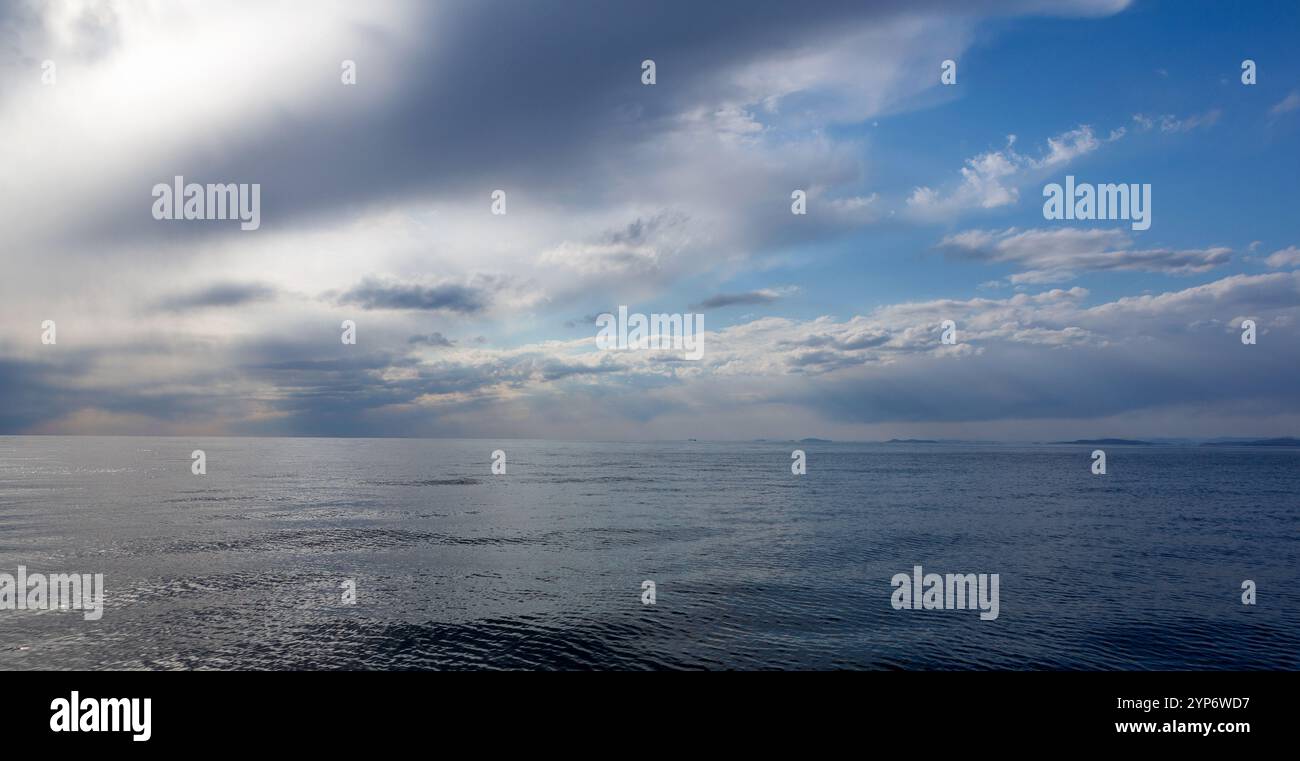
[0,436,1296,670]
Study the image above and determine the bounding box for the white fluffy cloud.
[905,126,1111,220]
[1264,246,1300,269]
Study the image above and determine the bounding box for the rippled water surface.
[0,436,1296,670]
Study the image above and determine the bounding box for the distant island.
[1202,437,1300,447]
[798,438,833,443]
[1053,438,1156,446]
[884,438,939,444]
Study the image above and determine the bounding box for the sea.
[0,436,1296,670]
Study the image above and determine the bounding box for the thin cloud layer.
[941,228,1233,283]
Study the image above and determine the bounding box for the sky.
[1,0,1298,440]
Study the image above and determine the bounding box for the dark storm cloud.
[689,290,784,310]
[0,357,89,431]
[228,335,628,434]
[408,332,456,348]
[247,354,402,373]
[779,332,891,351]
[0,353,249,432]
[337,278,490,313]
[566,313,610,329]
[784,350,872,373]
[153,282,279,312]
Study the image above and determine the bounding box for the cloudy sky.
[2,0,1298,440]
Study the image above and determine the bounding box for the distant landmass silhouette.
[1202,437,1300,447]
[1054,438,1156,446]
